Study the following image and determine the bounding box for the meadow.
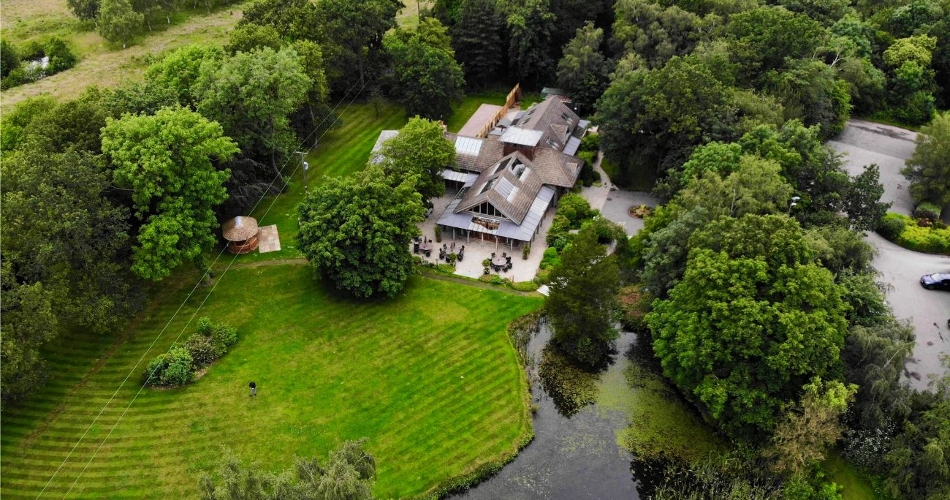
[0,265,543,498]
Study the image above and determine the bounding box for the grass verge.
[0,265,542,498]
[823,452,889,500]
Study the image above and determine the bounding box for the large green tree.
[101,106,238,280]
[98,0,143,48]
[902,111,950,206]
[375,117,456,201]
[595,55,737,181]
[200,440,376,500]
[194,46,310,175]
[296,165,425,299]
[144,44,224,108]
[384,18,465,120]
[884,363,950,500]
[725,6,827,85]
[318,0,401,92]
[67,0,100,22]
[545,227,621,369]
[557,22,609,114]
[1,149,133,404]
[449,0,504,89]
[610,0,705,69]
[506,0,557,87]
[647,214,848,439]
[675,155,795,219]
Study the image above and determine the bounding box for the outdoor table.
[419,242,433,255]
[491,255,507,271]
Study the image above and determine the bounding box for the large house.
[373,91,589,248]
[437,95,589,247]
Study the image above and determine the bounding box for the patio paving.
[258,225,281,253]
[415,189,554,282]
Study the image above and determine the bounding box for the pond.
[454,325,648,499]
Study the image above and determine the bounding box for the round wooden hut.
[222,216,260,254]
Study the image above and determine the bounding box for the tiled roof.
[532,148,582,188]
[507,96,581,153]
[455,152,545,225]
[445,133,506,173]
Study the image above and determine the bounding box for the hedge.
[878,213,950,255]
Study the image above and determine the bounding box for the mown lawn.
[0,265,543,499]
[236,98,410,263]
[824,452,888,500]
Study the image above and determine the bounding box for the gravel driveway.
[829,120,950,391]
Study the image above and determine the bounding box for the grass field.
[1,1,246,112]
[234,98,411,262]
[824,452,888,500]
[0,265,543,498]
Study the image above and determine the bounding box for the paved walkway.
[579,153,660,236]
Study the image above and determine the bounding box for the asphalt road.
[829,120,950,391]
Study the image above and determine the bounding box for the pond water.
[454,326,647,499]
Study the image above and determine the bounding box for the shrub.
[546,215,572,246]
[19,40,44,61]
[583,216,623,244]
[144,347,193,387]
[877,213,906,241]
[0,67,27,90]
[0,38,19,79]
[522,243,530,260]
[436,263,455,273]
[879,213,950,254]
[197,317,237,351]
[579,133,600,154]
[619,285,651,331]
[539,247,561,270]
[43,37,77,73]
[535,268,551,283]
[913,201,942,221]
[578,161,597,186]
[185,334,218,369]
[511,281,540,292]
[434,225,442,242]
[556,193,592,227]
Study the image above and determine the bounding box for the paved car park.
[829,120,950,390]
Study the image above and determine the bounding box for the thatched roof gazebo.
[222,216,260,254]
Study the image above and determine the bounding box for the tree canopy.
[902,111,950,206]
[1,149,133,403]
[296,166,425,299]
[648,214,848,439]
[384,18,465,120]
[200,439,376,500]
[101,106,237,280]
[194,46,310,173]
[546,226,621,369]
[375,117,456,201]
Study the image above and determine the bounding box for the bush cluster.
[913,201,943,221]
[0,37,77,90]
[143,318,237,387]
[878,213,950,255]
